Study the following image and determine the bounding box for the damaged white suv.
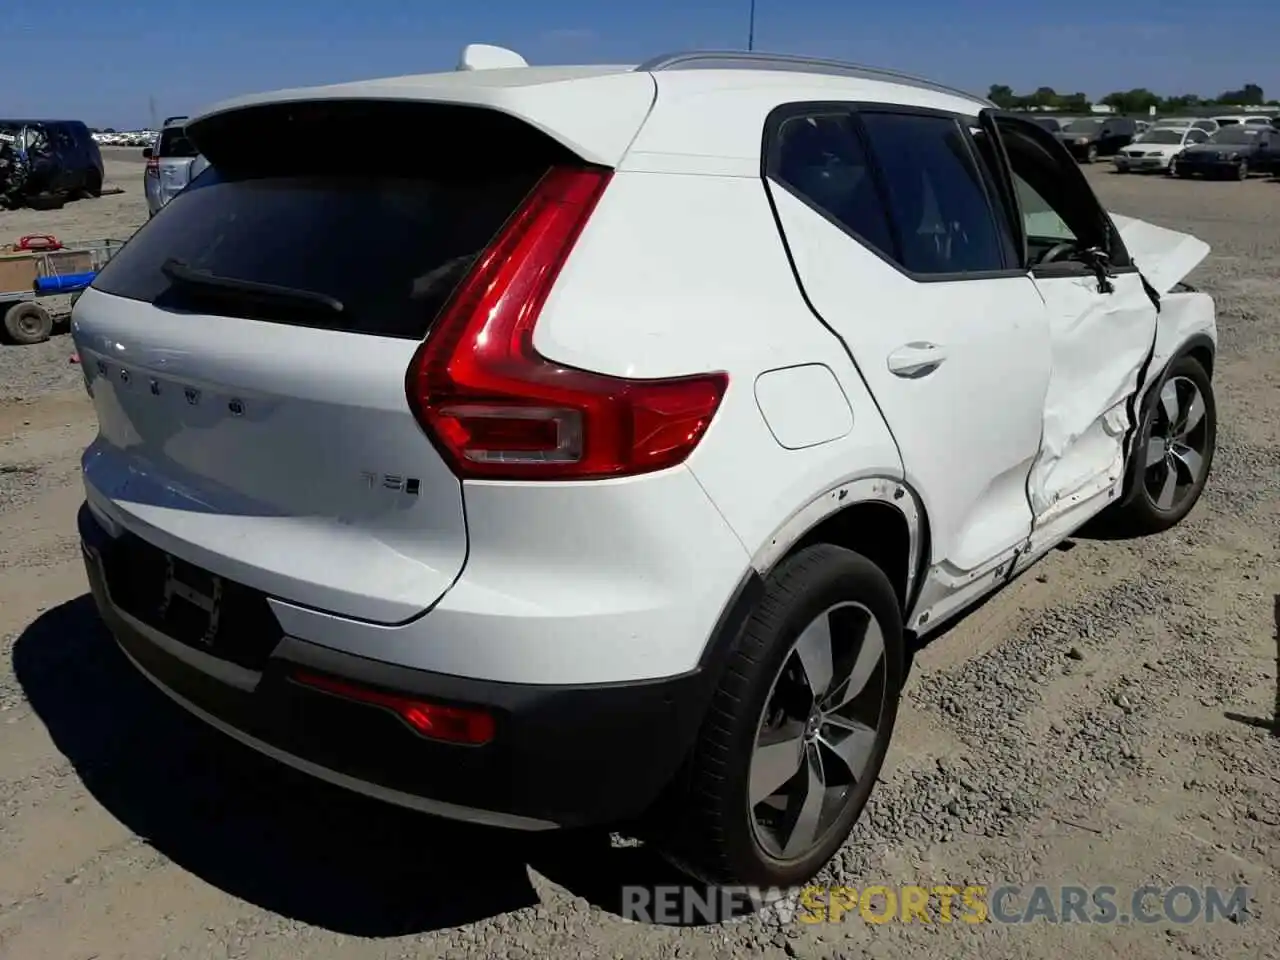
[71,46,1217,889]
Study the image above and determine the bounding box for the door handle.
[887,342,947,378]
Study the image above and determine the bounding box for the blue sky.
[3,0,1277,129]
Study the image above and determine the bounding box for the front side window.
[995,119,1116,266]
[1014,175,1075,243]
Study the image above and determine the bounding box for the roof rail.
[635,50,992,107]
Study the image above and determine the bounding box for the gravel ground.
[0,165,1277,960]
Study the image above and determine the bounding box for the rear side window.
[857,112,1009,275]
[771,113,897,263]
[157,127,198,158]
[769,107,1012,277]
[92,102,578,340]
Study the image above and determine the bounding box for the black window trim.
[983,110,1140,281]
[761,100,1030,285]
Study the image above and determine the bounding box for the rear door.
[765,104,1052,585]
[987,111,1160,537]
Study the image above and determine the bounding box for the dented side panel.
[1027,272,1158,520]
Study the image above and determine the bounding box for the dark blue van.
[0,119,105,208]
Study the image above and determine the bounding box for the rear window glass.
[157,128,198,157]
[91,168,546,339]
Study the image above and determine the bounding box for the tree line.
[986,83,1277,114]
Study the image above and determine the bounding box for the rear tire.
[82,171,103,199]
[2,302,54,345]
[656,544,904,887]
[1106,355,1216,536]
[26,192,66,210]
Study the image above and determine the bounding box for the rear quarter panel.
[532,167,905,565]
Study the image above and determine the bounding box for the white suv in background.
[71,46,1218,889]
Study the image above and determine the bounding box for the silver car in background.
[142,116,207,216]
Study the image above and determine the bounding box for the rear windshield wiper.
[160,258,344,314]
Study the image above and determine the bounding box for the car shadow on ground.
[13,595,700,936]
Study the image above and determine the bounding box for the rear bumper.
[79,502,761,829]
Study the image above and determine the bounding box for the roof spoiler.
[456,44,528,71]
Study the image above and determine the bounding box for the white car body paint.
[753,364,854,450]
[74,53,1217,692]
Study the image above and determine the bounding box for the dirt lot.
[1,163,1276,960]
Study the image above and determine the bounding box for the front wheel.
[657,544,904,887]
[1236,160,1249,180]
[1108,355,1216,535]
[1085,144,1099,163]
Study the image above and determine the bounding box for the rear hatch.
[73,90,652,624]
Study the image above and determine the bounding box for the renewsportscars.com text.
[620,884,1253,926]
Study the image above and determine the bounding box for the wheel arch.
[750,477,929,616]
[1118,331,1215,506]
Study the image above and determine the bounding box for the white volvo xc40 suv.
[71,46,1218,889]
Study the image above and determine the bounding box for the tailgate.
[76,289,465,624]
[73,97,623,624]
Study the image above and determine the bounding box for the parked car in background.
[71,45,1220,889]
[1114,126,1210,174]
[1210,114,1276,128]
[1154,117,1219,133]
[0,119,104,209]
[143,117,208,216]
[1056,116,1138,162]
[1174,123,1280,179]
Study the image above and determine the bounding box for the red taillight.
[145,157,159,176]
[406,166,729,481]
[292,671,495,745]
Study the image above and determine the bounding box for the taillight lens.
[406,166,728,481]
[292,671,495,745]
[145,157,159,176]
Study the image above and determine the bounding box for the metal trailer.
[0,236,125,344]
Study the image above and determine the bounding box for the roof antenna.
[747,0,756,51]
[457,43,529,71]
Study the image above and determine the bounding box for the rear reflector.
[291,671,496,745]
[405,165,728,481]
